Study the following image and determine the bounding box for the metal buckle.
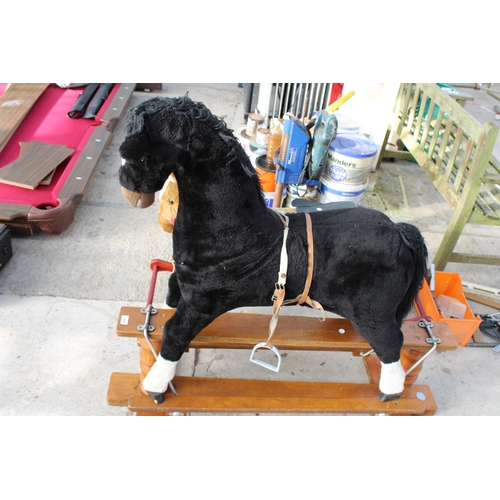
[272,283,284,302]
[249,342,282,372]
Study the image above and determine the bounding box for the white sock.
[379,360,405,395]
[143,355,178,393]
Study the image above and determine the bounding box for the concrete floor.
[1,83,500,416]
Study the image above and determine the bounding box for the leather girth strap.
[267,212,325,347]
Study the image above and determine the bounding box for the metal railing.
[269,83,333,121]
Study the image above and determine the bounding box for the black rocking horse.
[118,94,428,404]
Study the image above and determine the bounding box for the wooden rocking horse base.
[108,307,459,416]
[109,372,437,416]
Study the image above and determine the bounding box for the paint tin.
[324,133,377,185]
[249,139,268,158]
[255,155,276,192]
[246,113,264,137]
[256,128,270,146]
[317,175,368,204]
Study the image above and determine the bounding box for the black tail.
[395,223,428,324]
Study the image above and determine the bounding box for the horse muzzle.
[121,186,155,209]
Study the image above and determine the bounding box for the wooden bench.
[108,302,458,416]
[376,83,500,271]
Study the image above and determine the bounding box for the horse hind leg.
[351,320,405,402]
[378,359,406,402]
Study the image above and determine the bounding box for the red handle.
[146,259,174,306]
[149,259,174,272]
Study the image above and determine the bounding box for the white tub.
[324,133,377,185]
[317,175,368,204]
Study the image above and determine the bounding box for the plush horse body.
[119,95,428,403]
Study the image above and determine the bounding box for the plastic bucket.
[324,133,377,185]
[317,175,368,204]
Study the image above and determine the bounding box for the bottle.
[266,118,283,169]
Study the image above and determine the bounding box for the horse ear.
[119,132,148,160]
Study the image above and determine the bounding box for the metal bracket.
[249,342,282,373]
[405,319,440,375]
[138,304,157,333]
[140,307,157,315]
[418,319,441,345]
[137,324,155,332]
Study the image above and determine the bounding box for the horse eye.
[168,199,174,204]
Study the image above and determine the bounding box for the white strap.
[277,214,289,287]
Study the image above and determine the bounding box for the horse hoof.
[147,391,165,404]
[379,392,402,402]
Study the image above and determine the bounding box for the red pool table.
[0,83,136,235]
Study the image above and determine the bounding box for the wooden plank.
[39,169,57,186]
[0,202,33,223]
[107,372,142,406]
[0,141,74,189]
[0,83,49,154]
[449,252,500,266]
[117,306,458,351]
[58,125,112,202]
[463,290,500,309]
[124,374,437,415]
[99,83,136,131]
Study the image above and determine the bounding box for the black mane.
[125,94,257,178]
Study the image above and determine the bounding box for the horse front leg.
[165,272,181,307]
[142,300,220,403]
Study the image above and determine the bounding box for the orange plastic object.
[256,164,276,192]
[416,272,481,346]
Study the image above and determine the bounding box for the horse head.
[118,94,247,209]
[118,107,182,208]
